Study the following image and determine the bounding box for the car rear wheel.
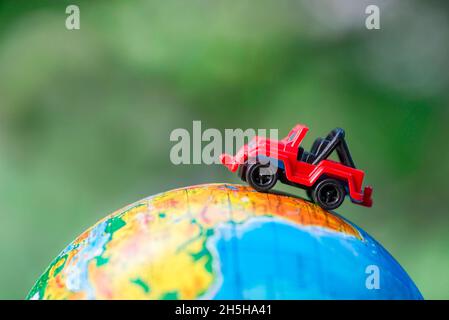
[246,162,277,192]
[312,178,345,211]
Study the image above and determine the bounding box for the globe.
[27,183,423,300]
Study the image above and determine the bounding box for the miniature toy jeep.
[220,124,372,210]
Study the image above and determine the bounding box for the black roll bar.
[312,128,356,168]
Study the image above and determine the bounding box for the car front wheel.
[246,162,277,192]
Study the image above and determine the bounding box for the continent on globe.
[27,184,422,300]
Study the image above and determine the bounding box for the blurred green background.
[1,0,448,299]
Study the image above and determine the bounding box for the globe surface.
[27,183,422,300]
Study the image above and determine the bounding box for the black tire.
[312,178,346,210]
[246,162,277,192]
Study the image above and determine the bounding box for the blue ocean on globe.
[212,217,423,299]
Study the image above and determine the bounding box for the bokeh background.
[1,0,448,299]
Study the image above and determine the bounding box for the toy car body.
[220,124,372,210]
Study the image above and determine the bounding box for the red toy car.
[220,124,372,210]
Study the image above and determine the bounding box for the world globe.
[27,184,422,300]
